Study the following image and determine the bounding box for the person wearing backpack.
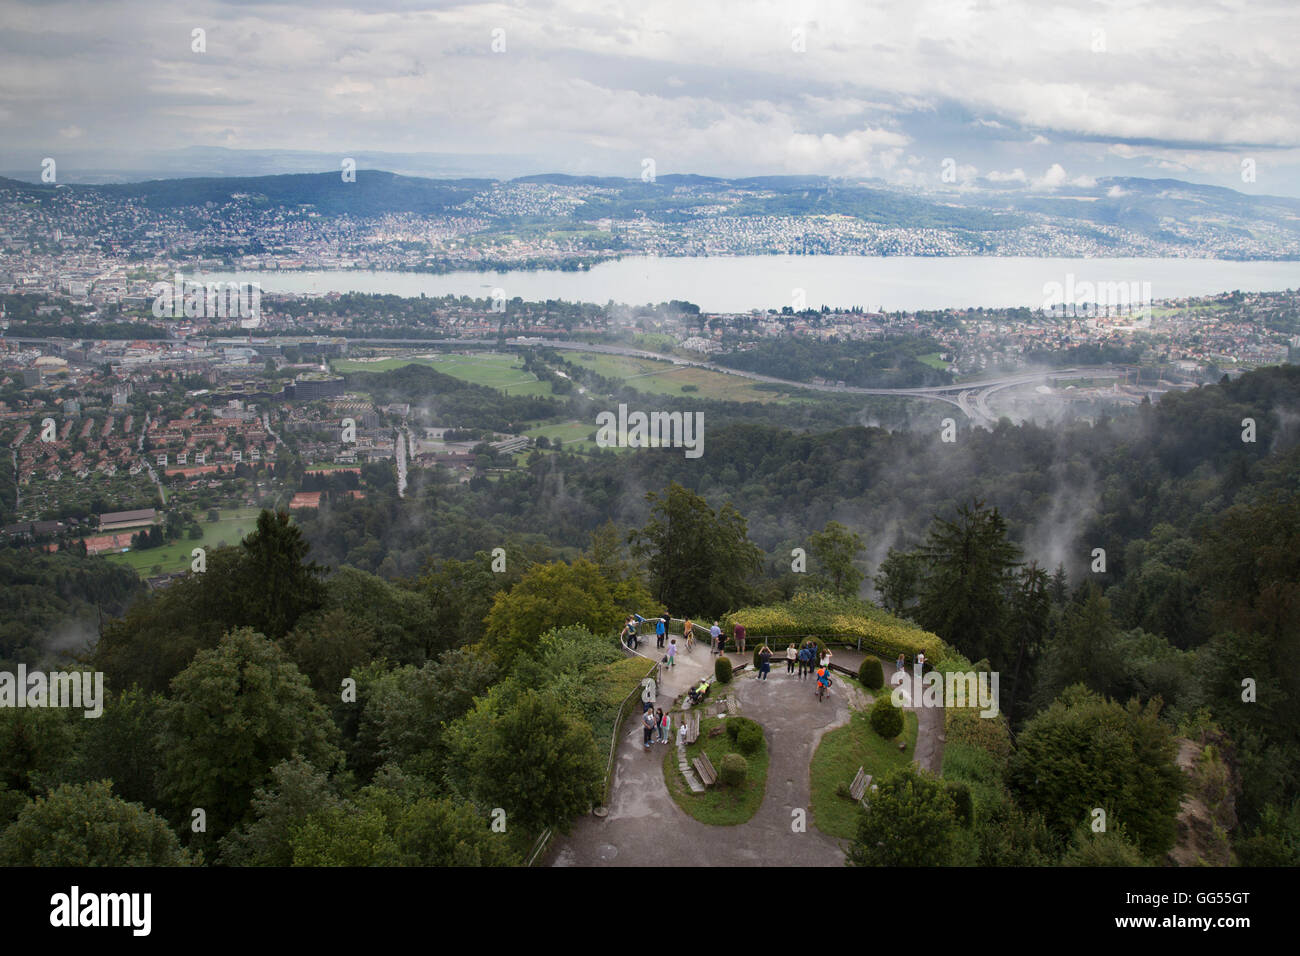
[655,613,667,649]
[797,644,811,680]
[815,665,831,700]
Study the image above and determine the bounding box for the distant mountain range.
[4,166,1300,259]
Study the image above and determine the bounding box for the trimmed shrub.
[858,655,884,689]
[737,724,763,756]
[719,753,748,787]
[946,780,973,827]
[725,716,759,741]
[869,694,904,739]
[715,655,733,684]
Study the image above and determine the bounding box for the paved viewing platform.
[548,642,942,867]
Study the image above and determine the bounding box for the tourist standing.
[797,643,810,679]
[642,707,656,750]
[734,623,746,655]
[655,614,667,649]
[758,645,772,681]
[711,621,722,655]
[786,643,797,674]
[896,653,905,673]
[916,651,926,675]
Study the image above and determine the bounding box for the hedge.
[723,591,952,664]
[869,694,904,739]
[715,656,733,683]
[858,655,884,689]
[719,753,748,787]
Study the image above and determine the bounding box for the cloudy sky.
[2,0,1298,194]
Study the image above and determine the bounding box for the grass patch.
[918,351,949,370]
[103,507,261,576]
[588,656,656,749]
[808,706,919,840]
[662,715,768,825]
[559,350,806,404]
[333,352,556,396]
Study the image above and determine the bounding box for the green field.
[918,352,949,371]
[808,705,919,840]
[103,507,261,577]
[523,420,602,451]
[560,351,808,404]
[333,352,555,397]
[663,715,770,825]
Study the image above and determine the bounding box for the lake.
[200,255,1300,313]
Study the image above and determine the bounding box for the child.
[667,637,677,668]
[815,665,831,700]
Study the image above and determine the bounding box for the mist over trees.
[1,364,1298,865]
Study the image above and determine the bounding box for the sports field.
[333,352,555,396]
[102,507,261,577]
[558,351,810,404]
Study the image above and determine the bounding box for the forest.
[0,365,1297,865]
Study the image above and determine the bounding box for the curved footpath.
[547,645,943,867]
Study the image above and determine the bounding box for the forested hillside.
[2,366,1297,866]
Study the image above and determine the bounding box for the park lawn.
[808,707,919,840]
[663,715,769,826]
[103,507,262,576]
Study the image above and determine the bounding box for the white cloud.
[986,168,1028,183]
[1032,163,1069,190]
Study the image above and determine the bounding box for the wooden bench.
[693,752,718,787]
[685,712,700,744]
[849,766,873,803]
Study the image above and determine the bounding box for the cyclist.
[815,665,831,701]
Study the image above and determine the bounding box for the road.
[5,332,1128,424]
